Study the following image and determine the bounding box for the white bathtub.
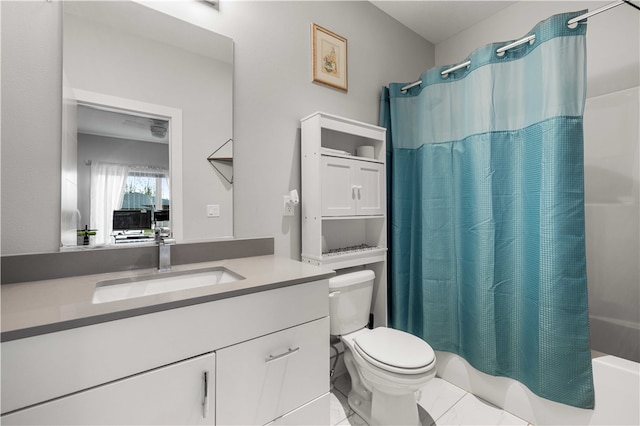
[436,351,640,425]
[590,314,640,363]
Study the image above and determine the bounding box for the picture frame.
[312,23,348,92]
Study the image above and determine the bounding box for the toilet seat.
[353,327,435,375]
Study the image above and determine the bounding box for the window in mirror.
[113,169,170,244]
[123,169,170,211]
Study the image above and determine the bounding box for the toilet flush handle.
[329,290,341,298]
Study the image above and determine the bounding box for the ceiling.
[371,1,517,44]
[77,105,169,144]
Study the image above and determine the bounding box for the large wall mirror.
[61,1,233,249]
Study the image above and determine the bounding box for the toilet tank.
[329,270,375,335]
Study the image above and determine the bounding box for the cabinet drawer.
[1,352,215,425]
[216,317,329,425]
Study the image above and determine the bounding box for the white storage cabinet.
[301,111,388,326]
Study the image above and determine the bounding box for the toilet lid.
[354,327,435,375]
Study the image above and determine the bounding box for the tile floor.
[330,373,530,426]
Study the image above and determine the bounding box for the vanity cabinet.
[1,353,216,425]
[1,279,329,425]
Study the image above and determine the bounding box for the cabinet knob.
[351,185,363,199]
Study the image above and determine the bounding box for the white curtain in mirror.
[90,162,129,245]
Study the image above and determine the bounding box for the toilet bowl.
[329,270,436,426]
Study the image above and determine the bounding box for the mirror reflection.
[61,1,234,249]
[77,105,171,246]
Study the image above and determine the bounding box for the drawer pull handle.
[202,370,209,419]
[266,347,300,363]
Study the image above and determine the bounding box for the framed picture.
[312,23,347,92]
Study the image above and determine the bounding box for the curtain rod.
[568,0,639,26]
[400,33,533,91]
[85,160,168,171]
[400,0,638,93]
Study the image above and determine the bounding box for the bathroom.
[1,0,638,425]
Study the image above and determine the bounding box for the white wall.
[434,1,640,360]
[205,1,434,259]
[0,1,434,256]
[1,1,62,255]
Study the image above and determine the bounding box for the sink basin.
[92,267,244,304]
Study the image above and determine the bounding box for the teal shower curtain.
[381,11,594,408]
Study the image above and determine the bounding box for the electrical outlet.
[207,204,220,217]
[283,196,294,216]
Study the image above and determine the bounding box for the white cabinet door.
[355,161,384,216]
[2,353,215,426]
[216,317,329,425]
[321,156,384,217]
[321,156,357,216]
[266,393,330,426]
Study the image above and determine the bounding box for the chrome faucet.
[158,237,176,272]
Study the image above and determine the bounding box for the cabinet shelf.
[320,152,383,165]
[322,215,384,220]
[302,247,387,270]
[301,111,385,141]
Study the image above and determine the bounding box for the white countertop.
[1,255,334,341]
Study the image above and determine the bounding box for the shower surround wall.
[584,86,639,362]
[435,1,640,363]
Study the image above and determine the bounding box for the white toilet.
[329,270,436,426]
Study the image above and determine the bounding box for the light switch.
[207,204,220,217]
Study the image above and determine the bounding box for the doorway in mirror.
[60,90,183,248]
